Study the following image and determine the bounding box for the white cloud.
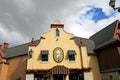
[115,0,120,8]
[0,23,29,46]
[62,1,120,38]
[0,0,120,47]
[13,0,36,13]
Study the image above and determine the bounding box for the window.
[56,28,60,37]
[68,50,76,61]
[34,74,50,80]
[69,55,75,61]
[69,73,83,80]
[41,54,48,61]
[40,50,49,62]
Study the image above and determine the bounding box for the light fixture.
[109,0,120,12]
[28,49,33,58]
[109,0,115,8]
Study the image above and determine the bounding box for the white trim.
[84,72,91,80]
[26,74,34,80]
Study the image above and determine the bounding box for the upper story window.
[40,50,49,62]
[56,28,60,37]
[67,50,76,61]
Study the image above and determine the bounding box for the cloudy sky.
[0,0,120,47]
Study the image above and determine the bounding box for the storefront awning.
[68,50,76,55]
[41,50,49,54]
[51,66,69,74]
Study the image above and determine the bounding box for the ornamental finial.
[54,19,61,24]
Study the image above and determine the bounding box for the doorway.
[69,73,84,80]
[54,74,64,80]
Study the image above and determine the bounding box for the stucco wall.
[28,28,82,70]
[88,55,101,80]
[7,55,27,80]
[27,24,101,80]
[0,63,9,80]
[0,64,2,73]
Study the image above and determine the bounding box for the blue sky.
[86,7,109,22]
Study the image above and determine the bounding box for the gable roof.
[74,37,95,53]
[5,40,40,58]
[90,20,119,50]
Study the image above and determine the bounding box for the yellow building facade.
[26,20,101,80]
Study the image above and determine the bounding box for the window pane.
[69,73,84,80]
[56,29,60,36]
[40,50,49,61]
[68,50,76,61]
[69,55,75,61]
[41,54,48,61]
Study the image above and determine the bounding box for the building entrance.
[54,74,64,80]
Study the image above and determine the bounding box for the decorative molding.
[88,53,96,56]
[25,69,49,74]
[26,66,91,74]
[69,67,91,72]
[51,24,64,28]
[82,67,91,72]
[70,37,74,40]
[41,36,46,39]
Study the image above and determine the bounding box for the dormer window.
[56,28,60,37]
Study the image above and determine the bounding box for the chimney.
[29,38,36,46]
[80,39,85,46]
[31,38,35,44]
[0,45,2,49]
[3,43,9,50]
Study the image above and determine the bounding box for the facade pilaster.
[26,74,34,80]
